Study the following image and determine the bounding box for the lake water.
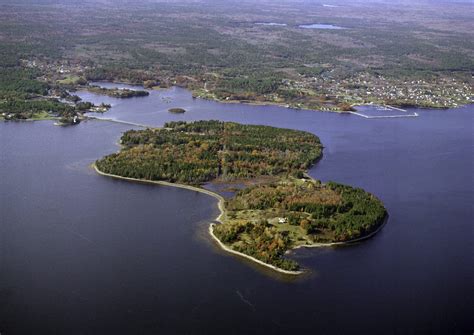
[299,23,346,30]
[1,85,472,334]
[255,22,287,27]
[254,23,344,29]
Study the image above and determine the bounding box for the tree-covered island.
[95,121,387,273]
[86,86,149,98]
[168,108,186,114]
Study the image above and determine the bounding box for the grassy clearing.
[29,111,55,120]
[57,75,85,85]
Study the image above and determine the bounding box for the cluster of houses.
[300,71,472,108]
[22,58,91,75]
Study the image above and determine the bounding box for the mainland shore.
[93,163,386,275]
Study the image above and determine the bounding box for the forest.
[213,178,386,270]
[86,86,150,98]
[0,0,471,111]
[96,121,386,271]
[96,121,322,184]
[0,67,79,122]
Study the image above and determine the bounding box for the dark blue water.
[1,86,472,334]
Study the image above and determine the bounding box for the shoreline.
[92,163,386,276]
[83,80,468,114]
[293,216,388,250]
[190,90,466,113]
[92,164,302,275]
[191,93,346,114]
[208,224,303,275]
[1,116,59,123]
[93,163,224,205]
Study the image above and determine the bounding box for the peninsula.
[95,121,387,273]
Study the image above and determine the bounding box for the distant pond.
[254,22,288,26]
[254,22,347,30]
[299,23,346,30]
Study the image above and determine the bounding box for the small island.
[95,121,387,274]
[168,107,186,114]
[86,86,149,98]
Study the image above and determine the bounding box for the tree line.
[96,121,322,184]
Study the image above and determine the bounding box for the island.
[86,86,149,98]
[95,120,387,274]
[168,108,186,113]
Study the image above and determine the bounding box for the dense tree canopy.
[96,121,386,271]
[0,67,79,121]
[96,121,322,184]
